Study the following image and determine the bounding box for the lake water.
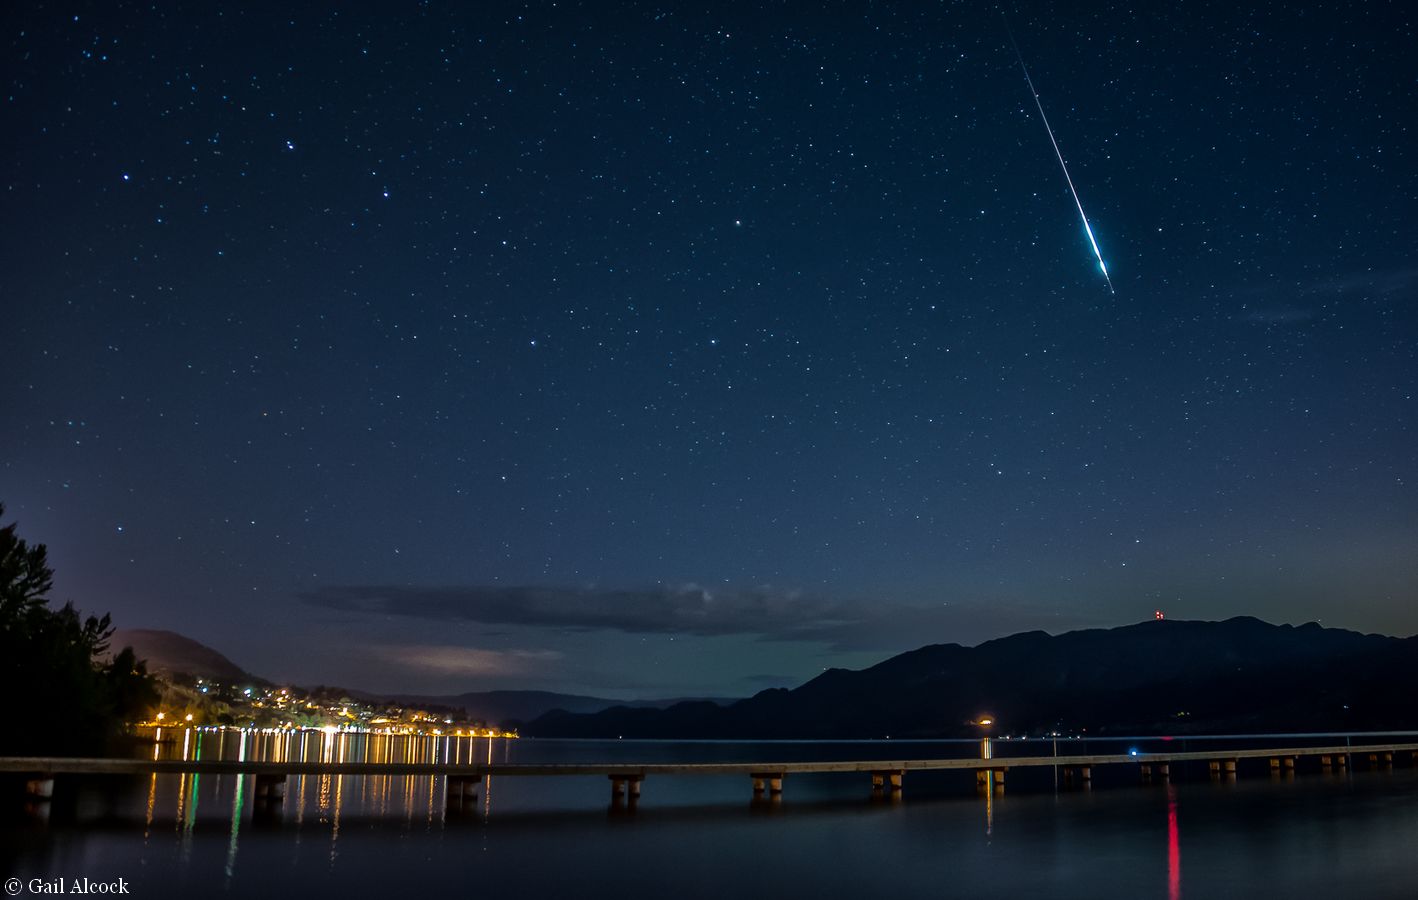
[5,732,1418,898]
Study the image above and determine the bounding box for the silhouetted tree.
[0,502,157,754]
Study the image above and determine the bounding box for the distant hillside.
[379,689,619,724]
[109,628,730,726]
[528,617,1418,739]
[110,628,255,683]
[379,690,732,726]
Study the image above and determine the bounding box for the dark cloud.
[300,583,870,641]
[299,583,1102,651]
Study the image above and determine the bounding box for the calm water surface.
[5,733,1418,898]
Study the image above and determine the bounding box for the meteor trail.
[1003,16,1115,295]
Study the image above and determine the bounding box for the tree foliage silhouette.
[1,502,156,754]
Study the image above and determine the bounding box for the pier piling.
[254,772,287,800]
[976,769,1005,794]
[870,770,904,793]
[1062,765,1091,789]
[24,778,54,801]
[445,776,478,809]
[1140,762,1169,783]
[608,774,644,800]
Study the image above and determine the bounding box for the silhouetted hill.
[110,628,730,727]
[378,690,734,726]
[109,628,256,683]
[527,617,1418,738]
[382,690,611,724]
[378,690,722,725]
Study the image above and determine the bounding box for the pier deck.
[5,741,1416,803]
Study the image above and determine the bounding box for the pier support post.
[445,776,478,810]
[24,777,55,801]
[609,774,643,801]
[870,770,903,794]
[976,769,1005,794]
[1061,766,1091,790]
[254,773,287,801]
[751,772,784,797]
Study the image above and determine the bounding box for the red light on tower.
[1154,610,1166,621]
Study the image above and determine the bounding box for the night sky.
[4,2,1415,698]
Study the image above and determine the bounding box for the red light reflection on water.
[1167,784,1182,900]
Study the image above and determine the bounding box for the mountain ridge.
[526,617,1418,739]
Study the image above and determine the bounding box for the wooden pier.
[5,741,1417,807]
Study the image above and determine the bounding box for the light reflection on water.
[8,736,1418,898]
[1167,783,1181,900]
[142,726,518,827]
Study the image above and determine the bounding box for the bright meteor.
[1004,17,1115,295]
